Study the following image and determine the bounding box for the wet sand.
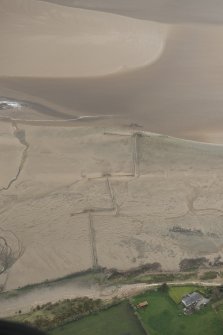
[1,0,223,305]
[1,1,223,142]
[1,20,223,142]
[1,123,223,291]
[39,0,223,24]
[0,0,167,77]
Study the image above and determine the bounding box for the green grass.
[9,297,104,331]
[168,286,205,304]
[12,309,55,324]
[113,272,197,285]
[49,301,145,335]
[131,289,223,335]
[200,272,218,280]
[137,273,177,283]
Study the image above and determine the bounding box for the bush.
[200,271,218,280]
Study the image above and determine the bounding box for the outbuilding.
[137,301,149,309]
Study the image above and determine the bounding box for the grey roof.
[195,298,210,310]
[182,292,203,307]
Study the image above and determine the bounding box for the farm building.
[182,292,209,311]
[182,292,202,308]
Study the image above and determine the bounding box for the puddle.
[0,99,23,110]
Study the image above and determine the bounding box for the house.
[182,292,202,308]
[137,301,148,309]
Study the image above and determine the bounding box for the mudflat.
[1,0,223,295]
[1,121,223,291]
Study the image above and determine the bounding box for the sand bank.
[1,19,223,142]
[1,1,223,142]
[0,0,167,77]
[39,0,223,24]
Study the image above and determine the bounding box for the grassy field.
[9,297,104,330]
[49,301,145,335]
[108,271,197,286]
[131,289,223,335]
[200,271,218,280]
[168,286,206,304]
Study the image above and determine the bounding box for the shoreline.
[0,278,222,318]
[0,114,223,147]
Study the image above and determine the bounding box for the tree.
[159,283,169,293]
